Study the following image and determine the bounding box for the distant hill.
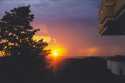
[55,57,125,83]
[1,56,125,83]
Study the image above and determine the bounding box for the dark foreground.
[0,57,125,83]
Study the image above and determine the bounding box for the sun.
[47,46,67,63]
[52,50,59,57]
[50,47,65,60]
[48,47,67,71]
[32,34,67,70]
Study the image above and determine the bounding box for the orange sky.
[32,21,125,58]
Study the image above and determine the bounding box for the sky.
[0,0,125,57]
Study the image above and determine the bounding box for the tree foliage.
[0,6,47,55]
[0,6,52,83]
[0,6,49,74]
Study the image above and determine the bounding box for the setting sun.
[32,34,67,69]
[50,47,66,59]
[47,46,67,71]
[52,50,59,57]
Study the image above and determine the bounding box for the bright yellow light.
[0,51,6,57]
[32,35,51,42]
[32,34,68,71]
[52,50,59,57]
[50,47,66,59]
[48,46,67,71]
[47,45,67,64]
[32,35,42,42]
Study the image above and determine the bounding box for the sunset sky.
[0,0,125,57]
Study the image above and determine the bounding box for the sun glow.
[52,50,59,57]
[78,47,98,56]
[32,35,67,58]
[32,35,51,42]
[48,46,67,71]
[50,47,66,59]
[32,34,67,70]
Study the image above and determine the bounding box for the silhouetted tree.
[0,6,49,82]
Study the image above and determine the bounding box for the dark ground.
[0,57,125,83]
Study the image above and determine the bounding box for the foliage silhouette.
[0,5,50,82]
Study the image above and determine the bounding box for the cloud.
[0,0,100,22]
[0,0,100,30]
[31,0,100,23]
[0,0,41,5]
